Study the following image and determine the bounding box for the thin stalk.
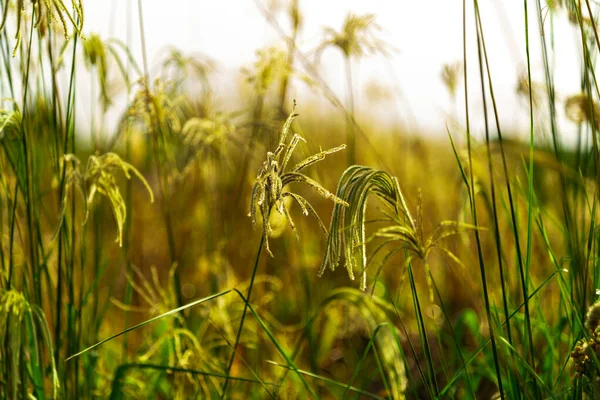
[462,0,505,397]
[473,2,520,393]
[121,0,134,364]
[20,3,39,305]
[221,234,265,398]
[408,263,439,396]
[344,56,355,166]
[7,180,18,287]
[474,0,515,347]
[66,44,78,399]
[137,0,183,308]
[233,95,264,208]
[278,0,299,118]
[522,0,539,382]
[55,27,80,379]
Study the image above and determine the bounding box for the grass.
[1,0,600,398]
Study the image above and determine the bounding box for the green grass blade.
[65,290,231,361]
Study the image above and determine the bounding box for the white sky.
[82,0,587,142]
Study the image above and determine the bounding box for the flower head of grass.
[516,71,544,110]
[571,302,600,387]
[1,0,84,56]
[316,12,391,61]
[319,165,479,295]
[58,152,154,246]
[565,93,600,131]
[441,61,463,98]
[181,112,235,159]
[83,33,141,111]
[248,102,348,257]
[242,45,290,96]
[160,46,213,96]
[129,77,183,134]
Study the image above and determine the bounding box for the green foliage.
[0,290,59,398]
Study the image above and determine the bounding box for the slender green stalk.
[345,57,355,165]
[474,0,515,347]
[55,25,80,392]
[278,0,300,118]
[462,0,504,396]
[473,3,521,394]
[137,0,183,308]
[221,234,264,398]
[233,94,264,209]
[407,263,439,396]
[522,0,539,384]
[121,0,134,365]
[20,3,39,306]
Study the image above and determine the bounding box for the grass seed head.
[565,93,600,131]
[59,152,154,247]
[316,12,392,62]
[320,166,478,294]
[248,102,347,257]
[1,0,84,56]
[441,61,463,98]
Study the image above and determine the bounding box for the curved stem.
[345,57,355,166]
[221,234,265,398]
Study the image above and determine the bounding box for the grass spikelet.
[319,166,401,289]
[59,152,154,246]
[129,77,183,134]
[441,61,463,98]
[316,12,390,59]
[0,0,84,56]
[516,70,544,110]
[242,45,290,96]
[176,112,235,178]
[248,102,347,256]
[83,33,141,111]
[315,12,392,166]
[571,301,600,393]
[320,165,479,295]
[565,93,600,131]
[160,46,213,97]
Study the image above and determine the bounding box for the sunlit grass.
[1,0,600,399]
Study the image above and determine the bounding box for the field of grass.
[2,0,600,399]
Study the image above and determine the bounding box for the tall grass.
[2,0,600,399]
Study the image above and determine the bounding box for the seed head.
[248,102,347,257]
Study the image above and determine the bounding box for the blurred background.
[83,0,585,141]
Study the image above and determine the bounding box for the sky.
[81,0,587,142]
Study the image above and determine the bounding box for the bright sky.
[83,0,586,142]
